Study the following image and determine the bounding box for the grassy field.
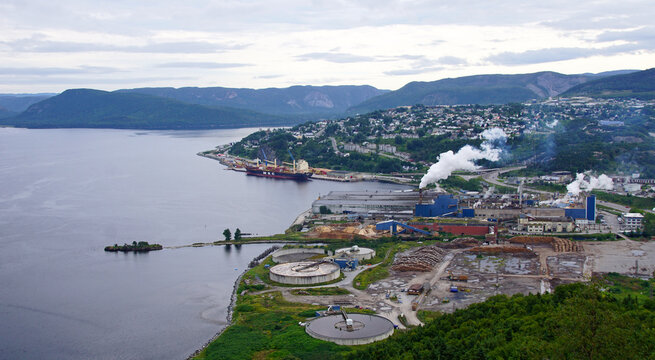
[196,259,358,360]
[290,287,350,296]
[593,190,655,211]
[416,310,441,324]
[598,272,655,302]
[193,291,353,360]
[194,257,382,360]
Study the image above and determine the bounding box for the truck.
[407,283,423,295]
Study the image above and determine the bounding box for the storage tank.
[269,261,340,285]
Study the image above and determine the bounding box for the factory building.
[414,194,459,217]
[517,215,575,233]
[623,213,644,231]
[414,194,597,223]
[312,190,438,218]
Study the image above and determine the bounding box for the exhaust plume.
[566,173,614,196]
[419,128,507,189]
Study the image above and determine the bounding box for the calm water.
[0,128,407,360]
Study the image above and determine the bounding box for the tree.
[319,205,332,214]
[223,228,231,241]
[234,228,242,240]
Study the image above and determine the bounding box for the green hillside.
[562,68,655,99]
[1,89,291,130]
[349,282,655,360]
[348,71,591,113]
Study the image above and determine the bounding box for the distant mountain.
[348,71,596,114]
[1,89,291,130]
[561,68,655,99]
[0,94,53,113]
[0,105,16,119]
[120,85,387,117]
[582,70,640,78]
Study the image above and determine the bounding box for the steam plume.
[419,128,507,189]
[566,173,614,196]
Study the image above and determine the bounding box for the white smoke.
[480,127,508,141]
[473,200,482,208]
[483,186,495,199]
[419,128,507,189]
[546,120,559,128]
[566,173,614,196]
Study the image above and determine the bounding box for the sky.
[1,0,654,93]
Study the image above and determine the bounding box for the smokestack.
[419,188,424,204]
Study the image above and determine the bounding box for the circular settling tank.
[271,247,326,263]
[305,313,394,345]
[335,246,376,261]
[269,261,340,285]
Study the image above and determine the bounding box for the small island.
[104,241,163,252]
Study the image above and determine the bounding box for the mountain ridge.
[2,89,291,130]
[561,68,655,99]
[348,71,595,113]
[119,85,387,117]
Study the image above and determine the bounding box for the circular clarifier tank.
[269,261,340,285]
[305,313,395,345]
[335,245,375,261]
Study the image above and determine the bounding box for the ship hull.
[245,167,312,181]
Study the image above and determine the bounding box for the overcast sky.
[1,0,653,93]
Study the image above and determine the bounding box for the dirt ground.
[585,240,655,277]
[268,239,655,327]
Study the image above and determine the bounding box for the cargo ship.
[244,158,313,181]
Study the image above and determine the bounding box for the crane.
[283,148,297,172]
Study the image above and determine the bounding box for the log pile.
[392,245,448,272]
[552,238,583,252]
[509,236,582,252]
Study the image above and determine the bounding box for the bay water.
[0,128,406,359]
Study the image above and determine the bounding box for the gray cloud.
[383,55,464,76]
[295,52,376,63]
[0,66,120,76]
[255,74,283,79]
[155,62,251,69]
[384,66,443,76]
[436,56,467,65]
[596,26,655,45]
[1,36,249,54]
[485,44,641,66]
[0,75,193,85]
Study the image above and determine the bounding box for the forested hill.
[1,89,290,130]
[562,68,655,99]
[0,105,15,119]
[348,71,592,113]
[120,85,387,117]
[348,283,655,360]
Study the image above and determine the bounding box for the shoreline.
[197,152,415,185]
[186,245,280,360]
